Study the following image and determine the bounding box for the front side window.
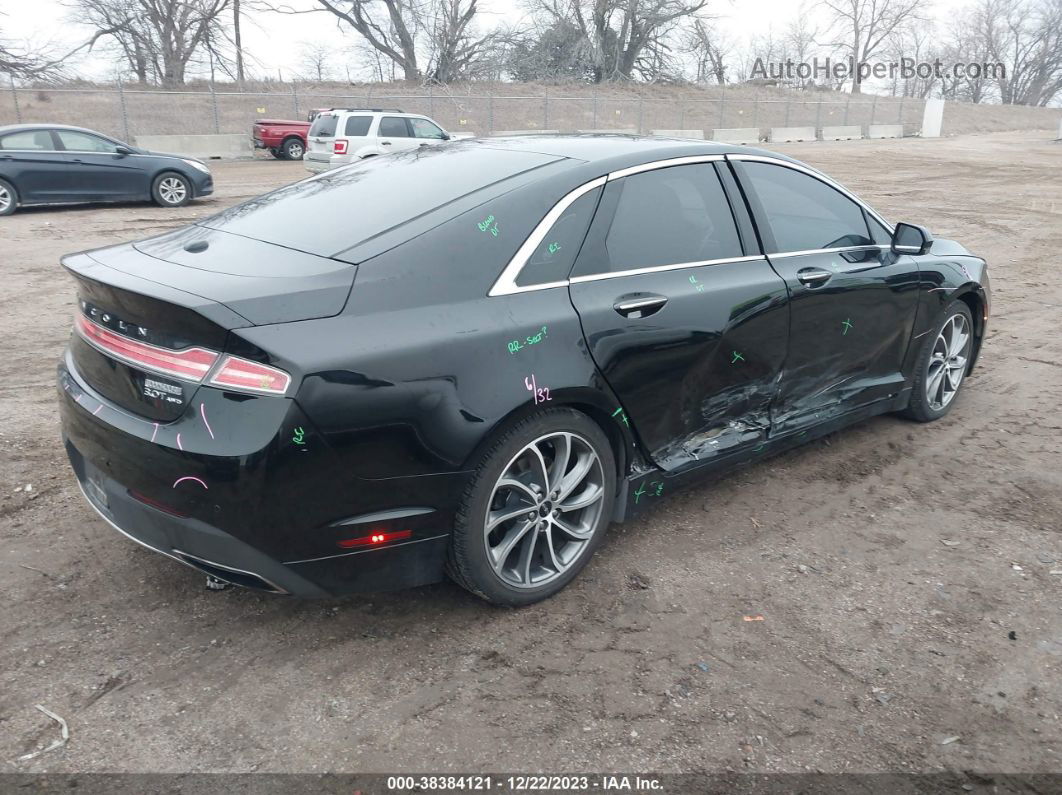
[410,118,446,139]
[515,187,602,287]
[309,114,338,138]
[343,116,372,136]
[379,117,410,137]
[56,131,117,153]
[741,162,873,252]
[600,164,743,273]
[0,130,54,150]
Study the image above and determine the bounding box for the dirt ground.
[1,132,1060,778]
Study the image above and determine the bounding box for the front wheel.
[902,302,974,422]
[151,172,191,207]
[0,178,17,216]
[448,409,616,606]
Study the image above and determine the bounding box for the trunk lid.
[63,228,355,421]
[306,112,338,162]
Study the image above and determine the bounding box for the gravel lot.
[1,132,1060,777]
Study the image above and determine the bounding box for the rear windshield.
[309,114,338,137]
[344,116,372,136]
[200,145,563,258]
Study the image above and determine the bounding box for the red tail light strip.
[74,313,293,396]
[75,314,218,382]
[333,139,348,155]
[337,529,413,549]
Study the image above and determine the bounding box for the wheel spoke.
[559,483,604,512]
[525,444,550,492]
[552,513,592,539]
[926,363,946,405]
[556,452,595,502]
[547,433,572,493]
[490,519,535,574]
[495,477,538,504]
[516,525,538,584]
[487,502,535,533]
[543,527,563,572]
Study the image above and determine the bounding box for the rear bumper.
[304,157,332,174]
[58,354,457,597]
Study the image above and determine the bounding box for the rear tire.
[447,408,616,606]
[0,178,17,216]
[902,301,974,422]
[151,172,191,208]
[281,138,304,160]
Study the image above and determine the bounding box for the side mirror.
[115,145,133,156]
[441,133,451,141]
[892,222,933,255]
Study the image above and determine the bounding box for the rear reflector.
[207,355,291,395]
[337,529,413,549]
[333,139,348,155]
[75,313,218,382]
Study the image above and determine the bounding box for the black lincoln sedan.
[0,124,213,215]
[56,136,989,605]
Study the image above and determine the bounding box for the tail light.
[333,138,348,155]
[337,529,413,549]
[75,313,291,396]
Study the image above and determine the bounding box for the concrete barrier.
[711,128,760,144]
[576,128,638,134]
[769,126,816,143]
[922,99,945,138]
[491,129,559,136]
[651,129,705,139]
[821,125,862,141]
[136,134,253,159]
[1056,117,1062,140]
[868,125,903,139]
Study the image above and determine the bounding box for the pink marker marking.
[172,476,208,490]
[200,403,215,440]
[92,404,102,416]
[176,433,183,451]
[151,422,159,443]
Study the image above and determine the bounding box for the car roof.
[0,123,117,138]
[458,134,800,173]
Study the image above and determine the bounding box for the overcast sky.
[1,0,964,82]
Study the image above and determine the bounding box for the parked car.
[303,108,462,173]
[57,136,989,605]
[252,108,357,160]
[0,124,212,216]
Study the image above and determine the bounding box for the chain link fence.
[0,81,934,142]
[3,80,1059,142]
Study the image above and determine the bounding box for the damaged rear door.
[568,159,790,472]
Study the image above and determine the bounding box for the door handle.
[614,294,667,318]
[381,141,392,146]
[797,268,833,286]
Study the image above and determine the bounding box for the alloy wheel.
[289,143,304,158]
[483,431,606,589]
[0,185,11,213]
[926,313,971,411]
[158,177,187,205]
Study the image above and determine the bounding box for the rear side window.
[379,117,410,137]
[310,114,338,137]
[516,187,602,287]
[0,130,53,150]
[343,116,372,136]
[597,164,742,273]
[740,162,872,252]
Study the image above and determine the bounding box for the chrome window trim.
[487,152,894,297]
[726,153,893,232]
[570,255,765,284]
[487,175,607,297]
[768,244,884,259]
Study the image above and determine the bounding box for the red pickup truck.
[252,109,331,160]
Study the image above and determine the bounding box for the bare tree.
[821,0,926,93]
[785,5,819,87]
[70,0,233,86]
[298,40,333,80]
[534,0,709,82]
[682,17,729,84]
[234,0,245,84]
[974,0,1062,105]
[2,10,125,80]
